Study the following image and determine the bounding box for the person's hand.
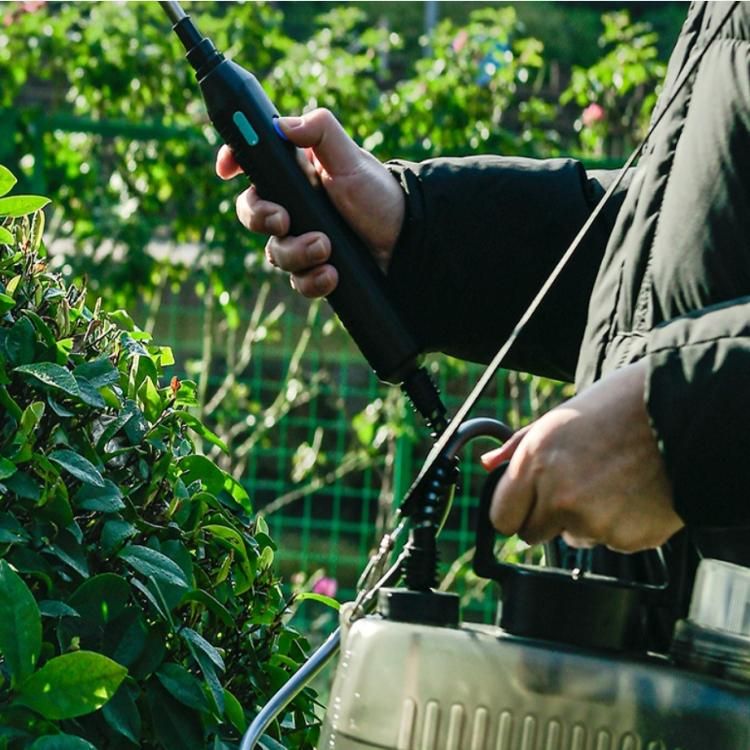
[215,108,405,298]
[480,360,684,553]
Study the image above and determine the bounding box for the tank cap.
[689,559,750,636]
[377,588,460,628]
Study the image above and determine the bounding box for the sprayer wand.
[159,1,448,435]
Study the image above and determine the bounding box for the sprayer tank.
[319,616,749,750]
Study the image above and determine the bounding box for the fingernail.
[278,116,304,131]
[267,211,283,235]
[314,269,332,295]
[308,237,328,263]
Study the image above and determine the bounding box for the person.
[216,1,750,563]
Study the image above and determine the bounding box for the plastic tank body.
[319,560,750,750]
[320,618,749,750]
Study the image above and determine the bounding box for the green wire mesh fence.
[152,285,561,634]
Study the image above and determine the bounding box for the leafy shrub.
[561,11,666,159]
[0,166,318,749]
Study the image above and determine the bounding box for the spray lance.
[158,0,448,436]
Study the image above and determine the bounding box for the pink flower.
[452,29,469,53]
[582,103,605,127]
[312,576,338,598]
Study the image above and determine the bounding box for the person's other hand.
[216,108,405,298]
[481,360,684,552]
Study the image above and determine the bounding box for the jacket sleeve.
[385,155,631,382]
[644,299,750,527]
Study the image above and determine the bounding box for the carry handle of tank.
[473,464,678,651]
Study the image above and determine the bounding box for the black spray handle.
[198,58,420,386]
[474,464,673,652]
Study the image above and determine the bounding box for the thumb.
[277,109,362,176]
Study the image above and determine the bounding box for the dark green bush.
[0,165,318,749]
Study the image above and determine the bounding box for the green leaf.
[96,404,137,452]
[48,449,105,488]
[155,663,210,712]
[29,735,98,750]
[3,471,41,501]
[0,512,30,544]
[178,454,225,495]
[3,316,36,366]
[203,524,256,592]
[173,379,198,408]
[180,627,224,671]
[74,480,125,513]
[224,474,252,513]
[119,545,190,591]
[0,457,17,480]
[105,608,148,669]
[0,196,51,218]
[102,681,141,744]
[3,469,42,502]
[137,376,163,423]
[36,492,73,528]
[74,377,106,409]
[294,592,341,611]
[73,358,119,388]
[0,292,14,313]
[157,346,174,366]
[173,410,228,454]
[68,574,130,626]
[125,621,166,682]
[30,207,45,253]
[100,519,137,555]
[14,363,80,398]
[15,651,127,720]
[25,310,55,350]
[224,687,247,733]
[0,165,17,197]
[0,227,13,244]
[38,600,79,619]
[259,546,274,571]
[19,400,45,439]
[46,531,90,579]
[180,629,227,713]
[109,310,136,331]
[145,681,203,750]
[0,560,41,685]
[47,396,75,418]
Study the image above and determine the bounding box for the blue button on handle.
[272,116,290,142]
[232,111,259,146]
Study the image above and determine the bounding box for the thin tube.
[239,628,341,750]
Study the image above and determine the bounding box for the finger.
[297,147,319,185]
[480,426,530,470]
[515,495,566,546]
[277,109,363,176]
[216,145,242,180]
[266,233,332,274]
[290,265,339,299]
[236,186,290,236]
[489,445,537,536]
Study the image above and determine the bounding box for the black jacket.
[387,2,750,534]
